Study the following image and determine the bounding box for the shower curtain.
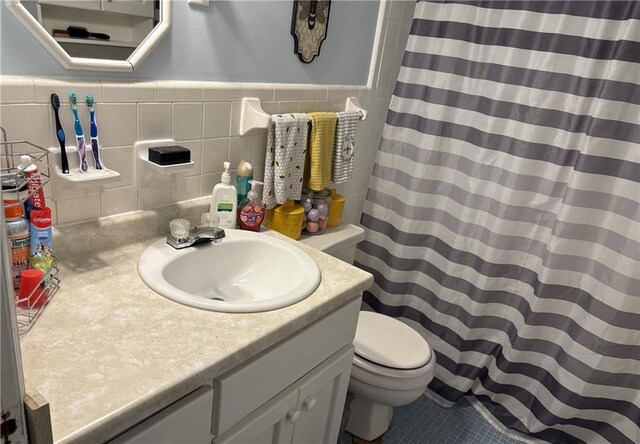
[356,1,639,443]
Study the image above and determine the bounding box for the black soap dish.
[148,146,191,166]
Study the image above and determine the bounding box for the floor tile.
[339,396,524,444]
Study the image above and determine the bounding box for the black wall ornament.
[291,0,332,64]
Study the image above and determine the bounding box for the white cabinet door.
[292,346,353,444]
[110,386,213,444]
[212,301,359,444]
[216,346,354,444]
[102,0,154,18]
[212,299,360,437]
[214,389,298,444]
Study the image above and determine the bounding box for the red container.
[18,268,47,309]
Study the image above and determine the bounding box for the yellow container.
[327,189,345,228]
[264,200,304,240]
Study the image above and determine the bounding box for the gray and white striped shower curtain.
[356,1,639,443]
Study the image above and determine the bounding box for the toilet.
[299,224,436,441]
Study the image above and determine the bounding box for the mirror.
[4,0,171,71]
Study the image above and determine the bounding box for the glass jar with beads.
[300,188,332,235]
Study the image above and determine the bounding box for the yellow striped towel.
[304,112,337,192]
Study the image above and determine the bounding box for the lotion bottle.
[210,162,237,229]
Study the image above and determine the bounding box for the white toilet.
[300,224,436,441]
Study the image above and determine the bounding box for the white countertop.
[19,226,372,443]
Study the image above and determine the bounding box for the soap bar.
[148,146,191,165]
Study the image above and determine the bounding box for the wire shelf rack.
[15,260,60,335]
[1,127,59,335]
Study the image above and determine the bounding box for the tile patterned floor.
[339,395,524,444]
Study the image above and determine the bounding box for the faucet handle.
[170,219,191,241]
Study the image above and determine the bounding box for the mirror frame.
[4,0,172,72]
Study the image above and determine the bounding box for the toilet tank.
[299,224,365,264]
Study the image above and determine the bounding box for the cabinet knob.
[287,409,301,424]
[303,397,317,411]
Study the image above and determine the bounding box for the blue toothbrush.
[69,92,88,173]
[85,94,103,170]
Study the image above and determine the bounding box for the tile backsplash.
[0,0,415,228]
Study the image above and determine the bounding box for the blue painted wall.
[0,0,379,84]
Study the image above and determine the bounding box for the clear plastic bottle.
[5,202,30,291]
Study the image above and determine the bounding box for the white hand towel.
[263,113,310,209]
[331,111,362,183]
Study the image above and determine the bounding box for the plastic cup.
[18,268,46,309]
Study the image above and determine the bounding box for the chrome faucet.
[167,218,225,250]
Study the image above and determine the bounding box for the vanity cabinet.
[212,298,360,443]
[214,346,353,444]
[110,386,214,444]
[290,346,353,443]
[109,297,360,444]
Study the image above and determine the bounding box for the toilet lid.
[353,311,431,370]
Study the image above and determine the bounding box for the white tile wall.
[297,101,317,113]
[203,102,231,138]
[173,103,204,141]
[101,186,138,216]
[301,87,328,101]
[56,195,101,224]
[158,81,203,102]
[229,136,254,168]
[277,101,299,114]
[172,175,202,202]
[203,83,244,102]
[0,0,415,226]
[101,81,157,102]
[33,79,103,104]
[202,138,231,174]
[97,103,138,147]
[0,77,35,103]
[0,104,52,149]
[274,85,305,102]
[138,175,172,210]
[101,146,135,188]
[138,103,172,140]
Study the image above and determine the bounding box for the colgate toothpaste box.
[29,207,54,275]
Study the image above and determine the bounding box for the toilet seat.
[353,353,433,380]
[353,311,432,370]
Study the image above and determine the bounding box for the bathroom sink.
[137,229,321,312]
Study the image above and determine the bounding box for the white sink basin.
[138,229,321,312]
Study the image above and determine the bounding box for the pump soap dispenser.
[210,161,237,229]
[238,180,264,232]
